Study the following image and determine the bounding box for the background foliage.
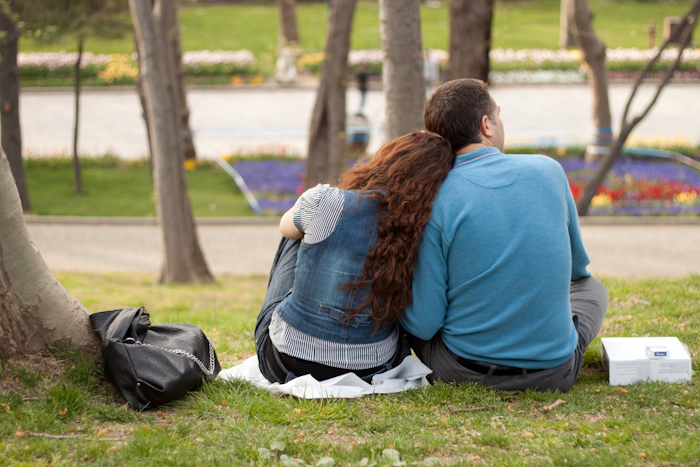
[15,0,698,84]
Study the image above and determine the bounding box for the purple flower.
[232,155,700,215]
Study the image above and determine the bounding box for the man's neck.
[456,143,496,156]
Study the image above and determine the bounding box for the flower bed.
[566,156,700,216]
[339,47,700,79]
[18,50,258,86]
[231,159,305,213]
[17,46,700,87]
[229,151,700,216]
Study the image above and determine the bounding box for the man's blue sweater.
[402,148,591,369]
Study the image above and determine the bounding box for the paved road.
[25,218,700,278]
[19,82,700,159]
[16,82,700,279]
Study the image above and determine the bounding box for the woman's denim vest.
[275,190,395,344]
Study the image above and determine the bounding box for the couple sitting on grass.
[255,78,609,392]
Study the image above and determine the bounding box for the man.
[402,79,608,392]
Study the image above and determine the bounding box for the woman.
[254,132,455,383]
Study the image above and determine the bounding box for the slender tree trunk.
[445,0,494,83]
[161,0,196,160]
[380,0,424,140]
[559,0,575,48]
[276,0,299,48]
[305,0,357,188]
[0,148,99,358]
[134,35,154,169]
[72,37,84,194]
[130,0,213,284]
[576,0,700,215]
[0,0,30,212]
[570,0,612,162]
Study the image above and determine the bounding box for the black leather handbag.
[90,307,221,410]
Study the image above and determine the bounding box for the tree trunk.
[129,0,213,284]
[445,0,494,83]
[72,37,84,194]
[160,0,196,160]
[0,148,99,358]
[570,0,612,162]
[559,0,575,48]
[134,35,154,169]
[305,0,357,188]
[576,0,700,216]
[0,0,30,212]
[379,0,424,140]
[276,0,299,48]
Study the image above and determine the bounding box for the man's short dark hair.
[424,78,495,152]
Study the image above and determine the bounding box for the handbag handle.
[125,337,217,376]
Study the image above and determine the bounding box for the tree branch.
[448,405,497,413]
[19,431,124,441]
[576,0,700,216]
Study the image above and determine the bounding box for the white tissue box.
[601,337,692,386]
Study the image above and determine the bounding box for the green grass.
[24,157,254,217]
[1,274,698,466]
[24,144,700,218]
[18,0,697,75]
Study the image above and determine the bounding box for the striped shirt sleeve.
[293,184,345,244]
[269,311,399,370]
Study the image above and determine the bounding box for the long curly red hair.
[338,132,455,328]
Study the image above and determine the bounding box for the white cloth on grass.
[219,355,432,399]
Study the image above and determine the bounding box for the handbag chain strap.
[125,337,217,376]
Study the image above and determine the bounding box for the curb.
[578,216,700,225]
[18,77,700,94]
[18,81,323,94]
[23,215,700,226]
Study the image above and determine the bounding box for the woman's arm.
[279,198,304,239]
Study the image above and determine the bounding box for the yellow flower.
[626,134,693,148]
[674,191,698,205]
[230,75,243,86]
[249,74,264,85]
[297,53,325,67]
[184,159,197,171]
[97,54,139,83]
[591,193,613,207]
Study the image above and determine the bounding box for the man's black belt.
[447,349,546,376]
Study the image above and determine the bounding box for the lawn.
[23,147,700,218]
[0,273,698,466]
[24,157,252,217]
[17,0,697,78]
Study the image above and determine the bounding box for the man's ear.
[480,115,494,139]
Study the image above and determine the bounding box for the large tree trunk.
[559,0,575,47]
[161,0,196,160]
[305,0,357,188]
[445,0,494,83]
[130,0,213,284]
[379,0,424,140]
[576,0,700,216]
[0,0,30,212]
[72,37,84,194]
[0,148,99,358]
[570,0,612,162]
[276,0,299,48]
